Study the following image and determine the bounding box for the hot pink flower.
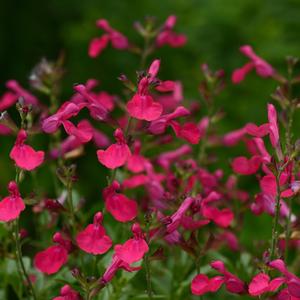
[103,181,138,222]
[148,106,190,135]
[191,261,246,296]
[232,155,261,175]
[232,45,274,83]
[191,274,224,296]
[126,60,163,121]
[166,197,194,233]
[76,212,112,255]
[73,84,113,121]
[62,119,93,143]
[34,232,72,274]
[251,193,289,218]
[157,144,192,170]
[89,19,128,58]
[156,15,187,48]
[6,80,39,106]
[0,181,25,222]
[114,223,149,264]
[155,81,183,112]
[210,260,246,294]
[101,254,141,284]
[200,192,234,228]
[248,273,285,296]
[169,121,201,144]
[245,123,270,137]
[269,259,300,298]
[126,140,149,173]
[0,92,18,111]
[268,103,280,148]
[97,128,131,169]
[42,102,80,133]
[223,127,247,146]
[53,285,81,300]
[10,129,44,171]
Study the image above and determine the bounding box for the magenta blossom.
[10,129,45,171]
[156,15,187,48]
[53,285,82,300]
[232,45,274,83]
[76,212,112,255]
[126,60,163,121]
[34,232,72,275]
[97,128,131,169]
[103,181,138,222]
[0,181,25,222]
[114,223,149,264]
[191,260,246,296]
[89,19,129,58]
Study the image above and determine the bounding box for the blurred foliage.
[1,0,300,299]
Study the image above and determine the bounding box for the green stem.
[144,254,153,299]
[270,173,282,260]
[67,180,76,232]
[144,220,153,299]
[14,219,37,300]
[285,197,293,261]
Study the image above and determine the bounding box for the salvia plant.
[1,15,300,300]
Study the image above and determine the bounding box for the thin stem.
[13,168,37,300]
[270,173,282,260]
[285,197,293,261]
[67,180,75,228]
[144,254,153,299]
[144,220,153,299]
[14,219,37,300]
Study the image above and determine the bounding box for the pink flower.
[114,223,149,264]
[34,232,72,275]
[0,181,25,222]
[101,254,141,285]
[88,19,128,58]
[0,92,18,111]
[62,119,93,143]
[97,128,131,169]
[169,121,201,144]
[269,259,300,298]
[191,261,246,296]
[248,273,285,296]
[157,144,192,170]
[73,84,112,121]
[245,123,270,137]
[232,45,274,83]
[53,285,81,300]
[10,129,44,171]
[232,155,261,175]
[103,181,138,222]
[126,60,163,121]
[156,15,187,48]
[200,192,234,228]
[166,197,194,233]
[126,140,149,173]
[191,274,224,296]
[148,106,190,135]
[251,193,289,218]
[268,103,280,148]
[76,212,112,255]
[42,102,80,133]
[210,260,246,294]
[6,80,39,106]
[223,127,247,146]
